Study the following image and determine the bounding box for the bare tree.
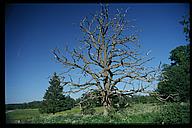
[52,5,159,116]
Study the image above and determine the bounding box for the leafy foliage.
[157,44,190,102]
[179,16,190,42]
[78,90,102,115]
[169,45,190,66]
[154,102,190,124]
[111,95,130,112]
[39,72,75,114]
[81,107,96,115]
[82,90,102,107]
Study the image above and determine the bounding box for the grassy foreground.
[6,102,190,124]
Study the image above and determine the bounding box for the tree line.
[6,101,42,110]
[5,92,159,111]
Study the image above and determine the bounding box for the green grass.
[6,102,190,124]
[6,109,40,123]
[56,106,81,116]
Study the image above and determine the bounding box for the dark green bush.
[111,95,130,112]
[81,106,96,115]
[154,102,190,124]
[107,107,117,117]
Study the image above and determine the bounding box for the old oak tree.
[52,5,159,116]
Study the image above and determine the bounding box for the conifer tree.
[39,72,74,114]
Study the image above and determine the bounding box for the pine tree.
[39,72,74,114]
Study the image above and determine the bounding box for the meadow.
[6,102,190,124]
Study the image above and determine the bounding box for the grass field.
[6,102,190,124]
[6,109,40,123]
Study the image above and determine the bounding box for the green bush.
[154,102,190,124]
[80,95,97,115]
[81,106,96,115]
[111,95,130,112]
[107,107,117,117]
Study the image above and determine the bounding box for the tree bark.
[102,91,111,116]
[103,104,109,116]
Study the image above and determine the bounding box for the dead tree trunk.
[52,5,160,116]
[101,89,111,116]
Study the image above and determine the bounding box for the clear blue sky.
[5,3,189,104]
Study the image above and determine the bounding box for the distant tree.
[39,72,75,114]
[52,5,159,116]
[27,101,42,109]
[157,45,190,102]
[6,104,22,110]
[6,101,42,110]
[130,95,158,104]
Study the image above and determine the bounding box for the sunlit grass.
[56,106,81,116]
[6,109,40,123]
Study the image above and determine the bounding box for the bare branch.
[52,5,159,115]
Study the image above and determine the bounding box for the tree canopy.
[157,45,190,102]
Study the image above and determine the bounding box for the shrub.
[80,95,96,115]
[111,95,129,112]
[81,106,96,115]
[107,107,117,117]
[154,102,190,124]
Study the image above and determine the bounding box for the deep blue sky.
[5,3,189,104]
